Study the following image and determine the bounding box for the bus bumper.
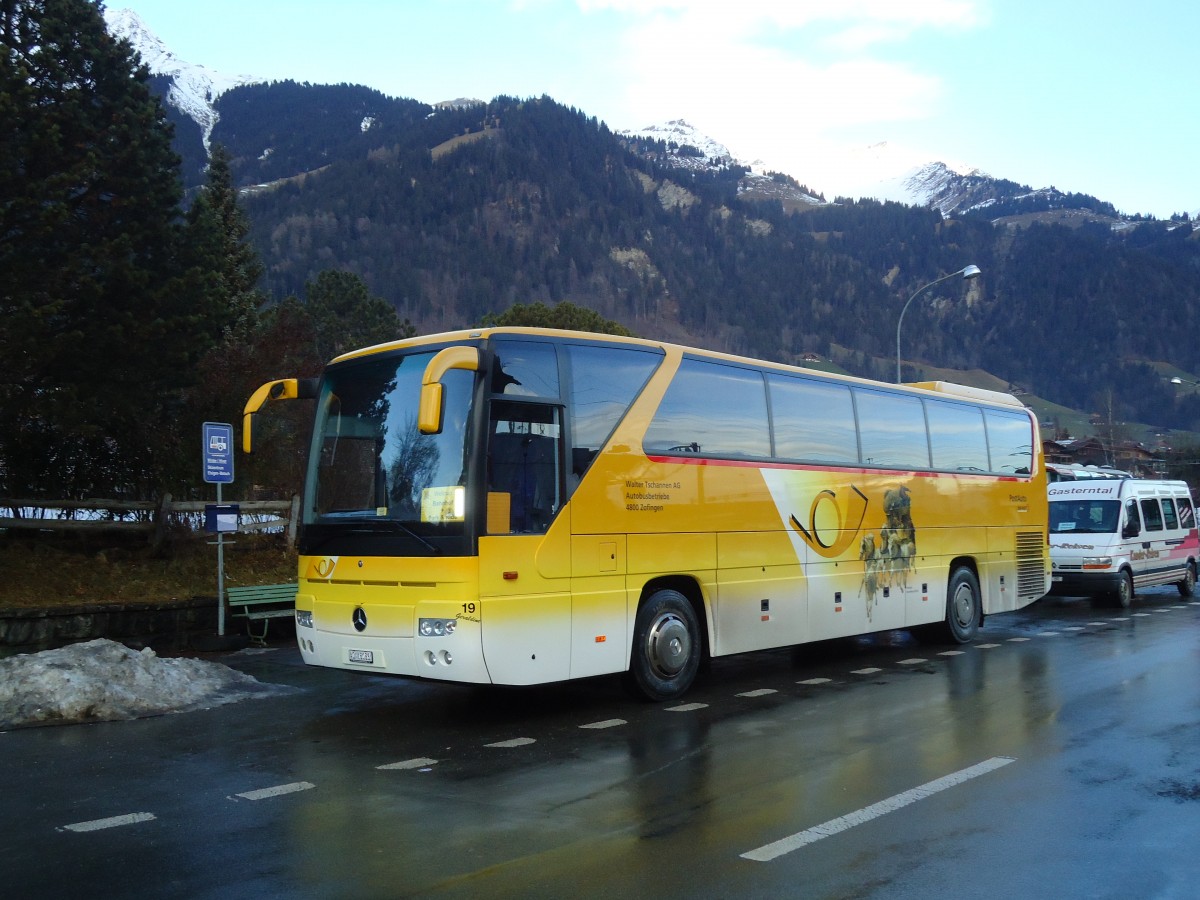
[295,625,492,684]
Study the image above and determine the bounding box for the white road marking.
[737,689,778,698]
[976,643,1001,649]
[485,737,535,748]
[1063,627,1085,632]
[61,812,156,833]
[666,702,708,712]
[1109,617,1130,622]
[741,756,1016,862]
[1038,631,1061,636]
[1087,622,1109,627]
[898,658,927,665]
[579,719,626,730]
[378,758,438,770]
[938,650,965,656]
[1007,637,1030,642]
[1132,613,1151,618]
[798,677,832,685]
[233,782,315,801]
[851,667,881,675]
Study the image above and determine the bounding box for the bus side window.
[643,357,770,459]
[565,343,662,490]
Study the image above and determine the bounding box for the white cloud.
[580,0,979,192]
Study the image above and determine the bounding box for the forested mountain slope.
[208,87,1200,433]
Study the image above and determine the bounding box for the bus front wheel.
[627,590,701,701]
[943,567,981,643]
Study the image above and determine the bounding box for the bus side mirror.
[419,346,480,434]
[242,377,318,453]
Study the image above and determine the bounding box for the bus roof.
[330,326,1028,410]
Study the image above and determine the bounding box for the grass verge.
[0,532,298,610]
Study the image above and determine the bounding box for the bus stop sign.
[203,422,234,484]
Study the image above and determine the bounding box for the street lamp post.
[895,264,981,383]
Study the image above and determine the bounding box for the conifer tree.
[184,143,265,340]
[303,270,415,363]
[0,0,210,497]
[482,300,634,336]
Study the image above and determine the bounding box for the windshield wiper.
[343,519,442,555]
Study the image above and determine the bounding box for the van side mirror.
[1122,521,1140,540]
[419,346,479,434]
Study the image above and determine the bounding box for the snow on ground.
[0,639,287,729]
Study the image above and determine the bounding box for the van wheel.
[1177,561,1196,599]
[942,567,981,643]
[626,590,701,702]
[1114,570,1134,609]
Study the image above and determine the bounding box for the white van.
[1047,478,1198,607]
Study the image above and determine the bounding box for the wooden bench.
[227,583,298,645]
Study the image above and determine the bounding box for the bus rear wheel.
[943,566,981,643]
[626,590,701,702]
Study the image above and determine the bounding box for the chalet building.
[1042,437,1166,478]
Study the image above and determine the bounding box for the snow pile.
[0,639,283,729]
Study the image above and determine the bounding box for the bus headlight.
[418,617,457,637]
[296,610,314,628]
[1082,557,1113,570]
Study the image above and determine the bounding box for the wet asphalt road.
[3,588,1199,900]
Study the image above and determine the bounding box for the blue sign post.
[203,423,235,636]
[203,422,234,484]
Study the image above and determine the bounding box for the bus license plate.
[348,649,374,664]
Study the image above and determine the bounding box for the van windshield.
[1049,500,1120,534]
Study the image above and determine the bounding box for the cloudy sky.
[113,0,1197,217]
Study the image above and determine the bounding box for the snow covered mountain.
[619,123,1157,227]
[104,8,260,149]
[618,119,828,212]
[107,8,1174,226]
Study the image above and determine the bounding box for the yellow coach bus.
[244,327,1049,700]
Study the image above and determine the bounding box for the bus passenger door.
[479,401,572,685]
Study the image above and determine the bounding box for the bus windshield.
[303,349,475,549]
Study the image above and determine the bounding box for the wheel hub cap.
[648,614,691,677]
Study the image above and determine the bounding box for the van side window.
[1162,498,1179,530]
[1125,499,1141,534]
[1179,498,1196,530]
[1140,498,1164,531]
